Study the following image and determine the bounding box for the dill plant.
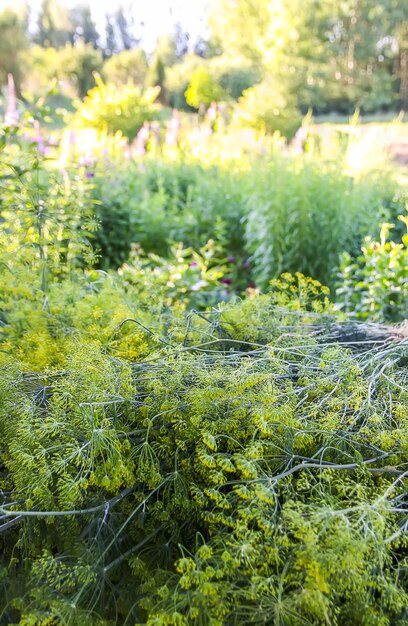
[1,104,408,626]
[1,280,407,625]
[0,121,177,368]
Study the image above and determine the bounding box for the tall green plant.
[244,157,400,289]
[0,125,97,293]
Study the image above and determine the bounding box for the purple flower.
[189,261,198,268]
[222,278,232,285]
[227,255,235,263]
[85,171,95,179]
[243,260,251,269]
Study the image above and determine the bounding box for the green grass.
[313,111,407,124]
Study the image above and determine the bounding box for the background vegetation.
[0,1,407,624]
[1,0,408,122]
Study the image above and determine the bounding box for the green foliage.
[216,61,261,100]
[0,8,28,97]
[336,217,408,322]
[72,75,160,140]
[182,55,261,102]
[112,6,136,51]
[165,54,202,110]
[244,157,402,289]
[56,127,405,296]
[28,42,103,99]
[165,54,261,110]
[103,48,148,87]
[145,54,166,97]
[91,158,247,269]
[0,125,97,289]
[4,0,407,117]
[185,67,227,110]
[120,241,231,310]
[1,286,408,624]
[69,4,99,48]
[35,0,73,48]
[60,42,103,98]
[209,0,408,114]
[29,44,65,89]
[1,109,408,625]
[234,78,302,139]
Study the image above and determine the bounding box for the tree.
[103,48,148,86]
[185,66,227,110]
[193,36,216,59]
[144,34,180,103]
[115,6,135,50]
[35,0,73,48]
[69,4,99,48]
[208,0,331,110]
[145,52,166,100]
[209,55,261,99]
[397,21,408,109]
[165,53,202,109]
[27,42,102,97]
[209,0,408,113]
[0,9,28,97]
[103,7,137,56]
[104,14,117,57]
[154,34,178,67]
[208,0,278,64]
[173,22,189,58]
[59,42,103,97]
[234,78,302,139]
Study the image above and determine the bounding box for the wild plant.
[244,155,404,290]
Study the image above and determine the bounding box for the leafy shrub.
[103,48,148,87]
[120,241,232,310]
[165,54,202,110]
[28,43,103,99]
[0,8,28,97]
[210,55,262,100]
[72,75,160,140]
[165,54,261,110]
[185,66,228,110]
[336,217,408,322]
[234,78,302,139]
[59,42,104,99]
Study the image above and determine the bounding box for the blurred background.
[0,0,407,124]
[0,0,407,322]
